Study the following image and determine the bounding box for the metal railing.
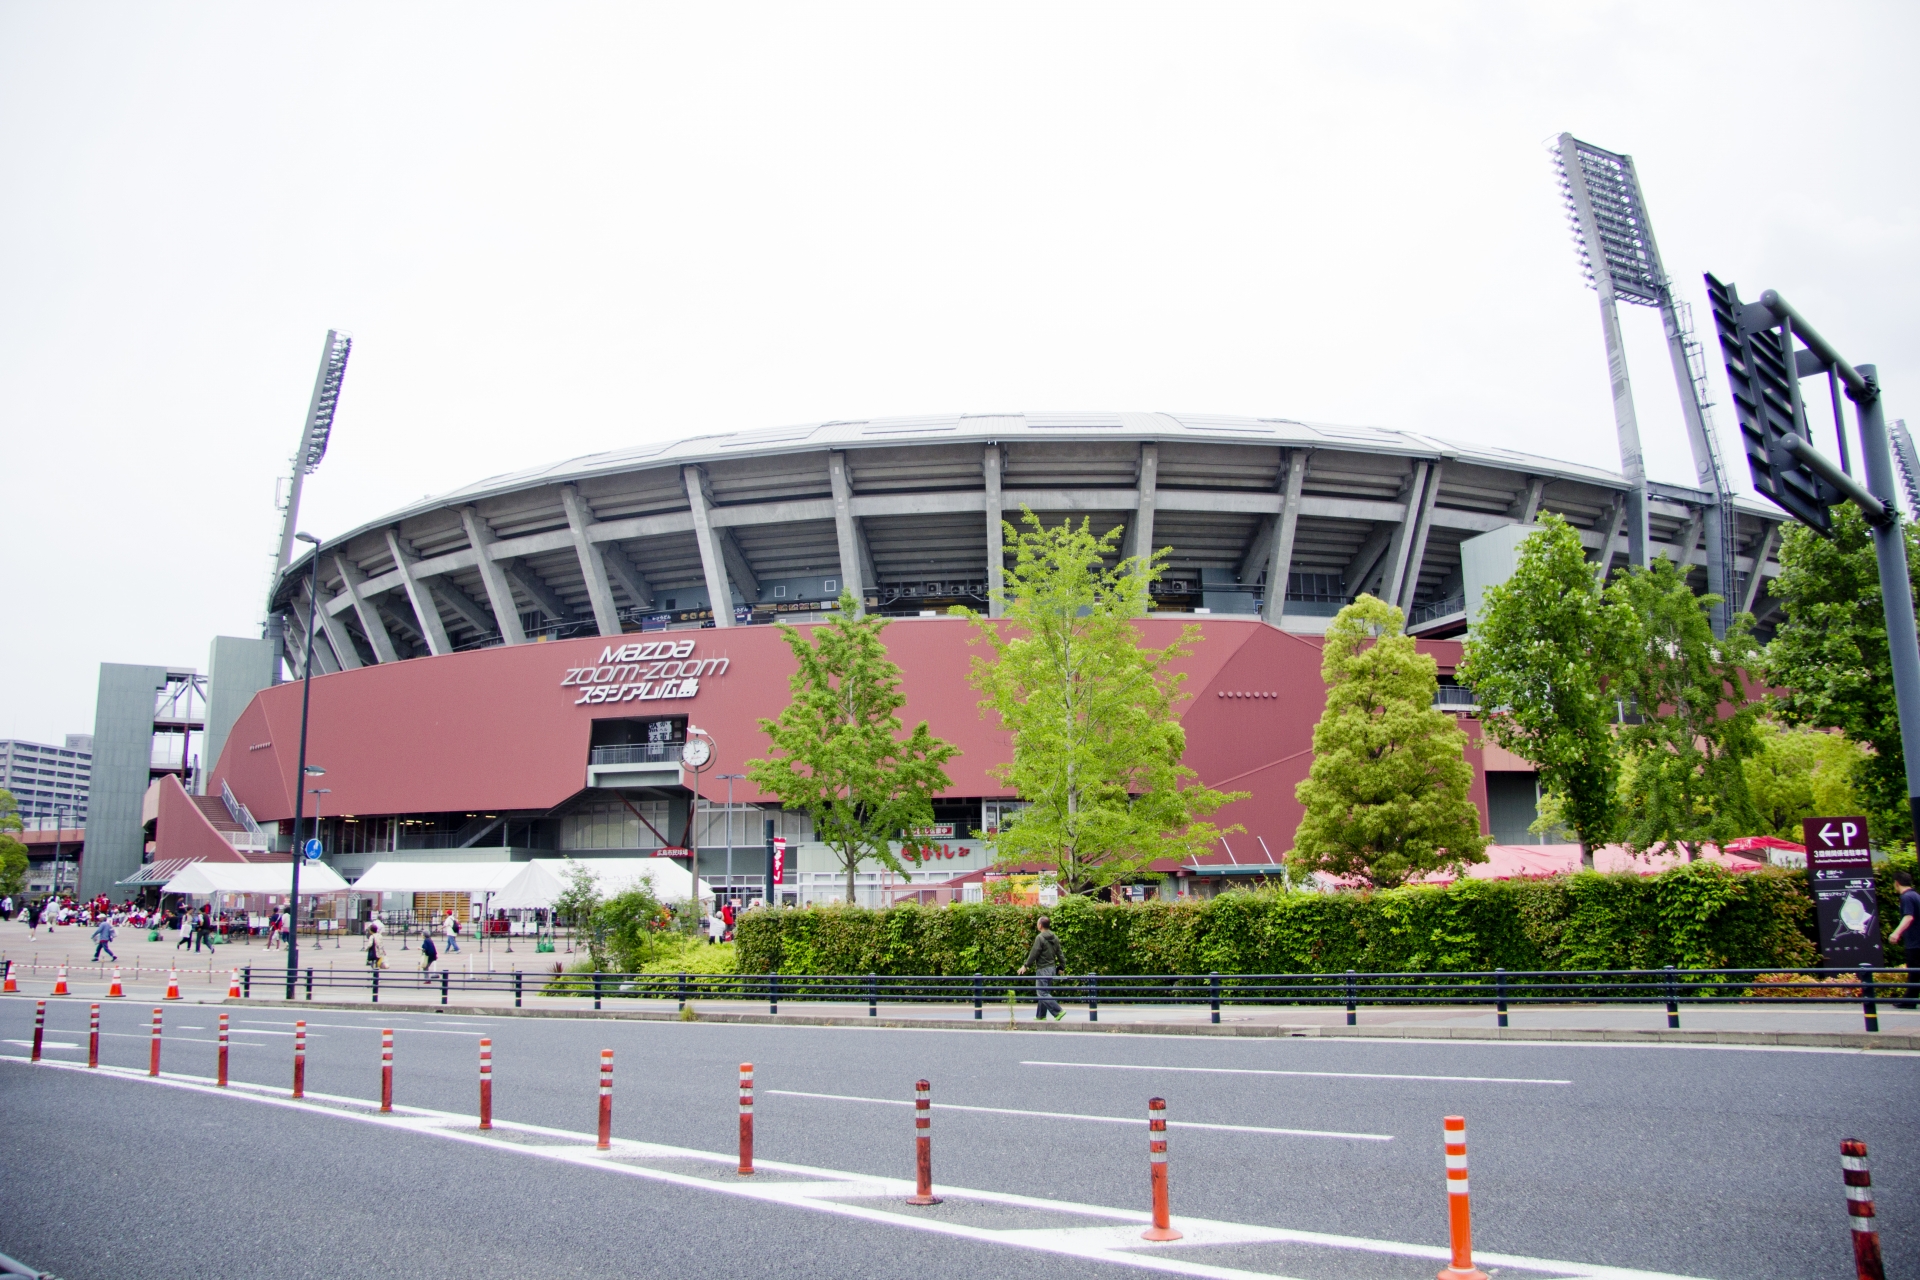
[227,963,1916,1031]
[1409,594,1466,626]
[588,743,681,765]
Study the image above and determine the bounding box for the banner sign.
[1801,816,1883,968]
[771,836,786,885]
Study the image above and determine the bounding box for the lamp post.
[286,531,324,998]
[308,786,331,946]
[680,728,714,915]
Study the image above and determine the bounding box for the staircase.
[190,793,272,855]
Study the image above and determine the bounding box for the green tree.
[1608,557,1762,860]
[750,592,959,904]
[966,509,1245,894]
[1290,595,1488,887]
[553,858,602,927]
[1457,514,1629,868]
[593,882,670,971]
[0,789,24,899]
[1762,503,1920,841]
[1742,720,1867,840]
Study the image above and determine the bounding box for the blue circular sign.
[303,838,323,860]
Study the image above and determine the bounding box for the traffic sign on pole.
[1802,817,1883,969]
[303,837,322,860]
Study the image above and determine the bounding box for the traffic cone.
[227,968,242,999]
[107,967,124,998]
[52,965,68,996]
[165,968,181,1000]
[2,961,15,992]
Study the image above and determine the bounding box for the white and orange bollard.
[108,968,124,998]
[3,960,16,992]
[1842,1139,1886,1280]
[737,1063,755,1175]
[1438,1116,1489,1280]
[379,1028,393,1112]
[227,969,241,999]
[30,999,45,1062]
[1141,1097,1182,1241]
[217,1012,229,1087]
[148,1007,162,1077]
[293,1021,307,1098]
[52,965,68,996]
[906,1078,941,1205]
[165,968,181,1000]
[88,1003,99,1068]
[478,1038,493,1130]
[596,1049,614,1150]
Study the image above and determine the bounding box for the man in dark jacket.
[1018,916,1065,1021]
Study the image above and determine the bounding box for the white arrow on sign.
[1819,822,1838,847]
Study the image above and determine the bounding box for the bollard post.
[371,967,380,1004]
[1664,965,1680,1029]
[1437,1115,1489,1280]
[294,1021,307,1098]
[1210,972,1221,1025]
[149,1007,162,1077]
[306,968,314,1001]
[595,972,605,1012]
[597,1049,614,1150]
[31,999,44,1062]
[1141,1097,1181,1241]
[973,973,982,1020]
[868,972,878,1018]
[1345,969,1358,1027]
[217,1012,229,1087]
[677,971,687,1013]
[88,1003,100,1068]
[243,966,251,999]
[441,969,449,1006]
[1089,972,1099,1023]
[1841,1139,1886,1280]
[769,971,780,1016]
[737,1063,755,1175]
[1495,969,1508,1029]
[514,969,523,1009]
[380,1028,393,1112]
[478,1038,492,1130]
[1858,965,1879,1033]
[906,1078,941,1205]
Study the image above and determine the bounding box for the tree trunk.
[1580,841,1595,870]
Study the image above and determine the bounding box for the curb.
[210,997,1920,1051]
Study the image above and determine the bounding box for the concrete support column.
[294,583,341,675]
[602,543,654,612]
[1740,524,1779,614]
[684,466,735,627]
[312,587,363,670]
[1379,461,1431,608]
[385,530,453,656]
[1131,443,1159,564]
[1593,498,1627,587]
[1263,450,1308,625]
[984,445,1005,617]
[460,507,528,645]
[561,485,624,637]
[333,554,399,663]
[827,452,864,613]
[1397,461,1445,613]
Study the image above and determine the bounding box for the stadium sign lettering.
[562,640,731,706]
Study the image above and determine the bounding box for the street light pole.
[286,532,323,998]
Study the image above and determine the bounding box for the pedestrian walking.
[1891,869,1920,1009]
[442,909,460,953]
[90,917,118,963]
[1017,914,1066,1021]
[707,904,725,945]
[419,931,439,974]
[25,899,39,935]
[365,919,387,969]
[2,894,12,919]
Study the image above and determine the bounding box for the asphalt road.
[2,996,1913,1280]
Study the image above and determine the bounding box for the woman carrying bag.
[365,919,387,969]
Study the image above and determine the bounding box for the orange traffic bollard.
[293,1020,307,1098]
[148,1007,162,1077]
[1438,1116,1489,1280]
[3,960,16,992]
[1141,1097,1182,1241]
[88,1003,99,1068]
[165,968,181,1000]
[108,968,124,998]
[52,965,68,996]
[737,1063,754,1175]
[597,1050,613,1150]
[1842,1139,1886,1280]
[227,969,241,999]
[380,1028,393,1112]
[906,1079,941,1205]
[31,1000,44,1062]
[478,1038,492,1130]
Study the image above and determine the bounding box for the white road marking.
[237,1019,482,1036]
[1,1053,1712,1280]
[1023,1060,1574,1086]
[765,1088,1392,1141]
[5,1040,78,1049]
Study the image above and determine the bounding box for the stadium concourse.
[116,414,1790,916]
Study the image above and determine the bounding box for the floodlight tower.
[1554,134,1739,634]
[264,331,352,668]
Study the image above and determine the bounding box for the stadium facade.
[127,413,1789,904]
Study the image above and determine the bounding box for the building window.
[560,797,671,851]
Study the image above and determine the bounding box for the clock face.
[680,737,711,768]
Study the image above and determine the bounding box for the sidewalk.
[6,920,1917,1049]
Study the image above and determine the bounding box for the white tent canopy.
[162,862,350,896]
[490,858,711,911]
[349,863,525,895]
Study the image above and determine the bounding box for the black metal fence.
[240,963,1916,1032]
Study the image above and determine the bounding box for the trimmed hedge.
[736,862,1835,976]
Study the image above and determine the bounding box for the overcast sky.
[3,1,1915,746]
